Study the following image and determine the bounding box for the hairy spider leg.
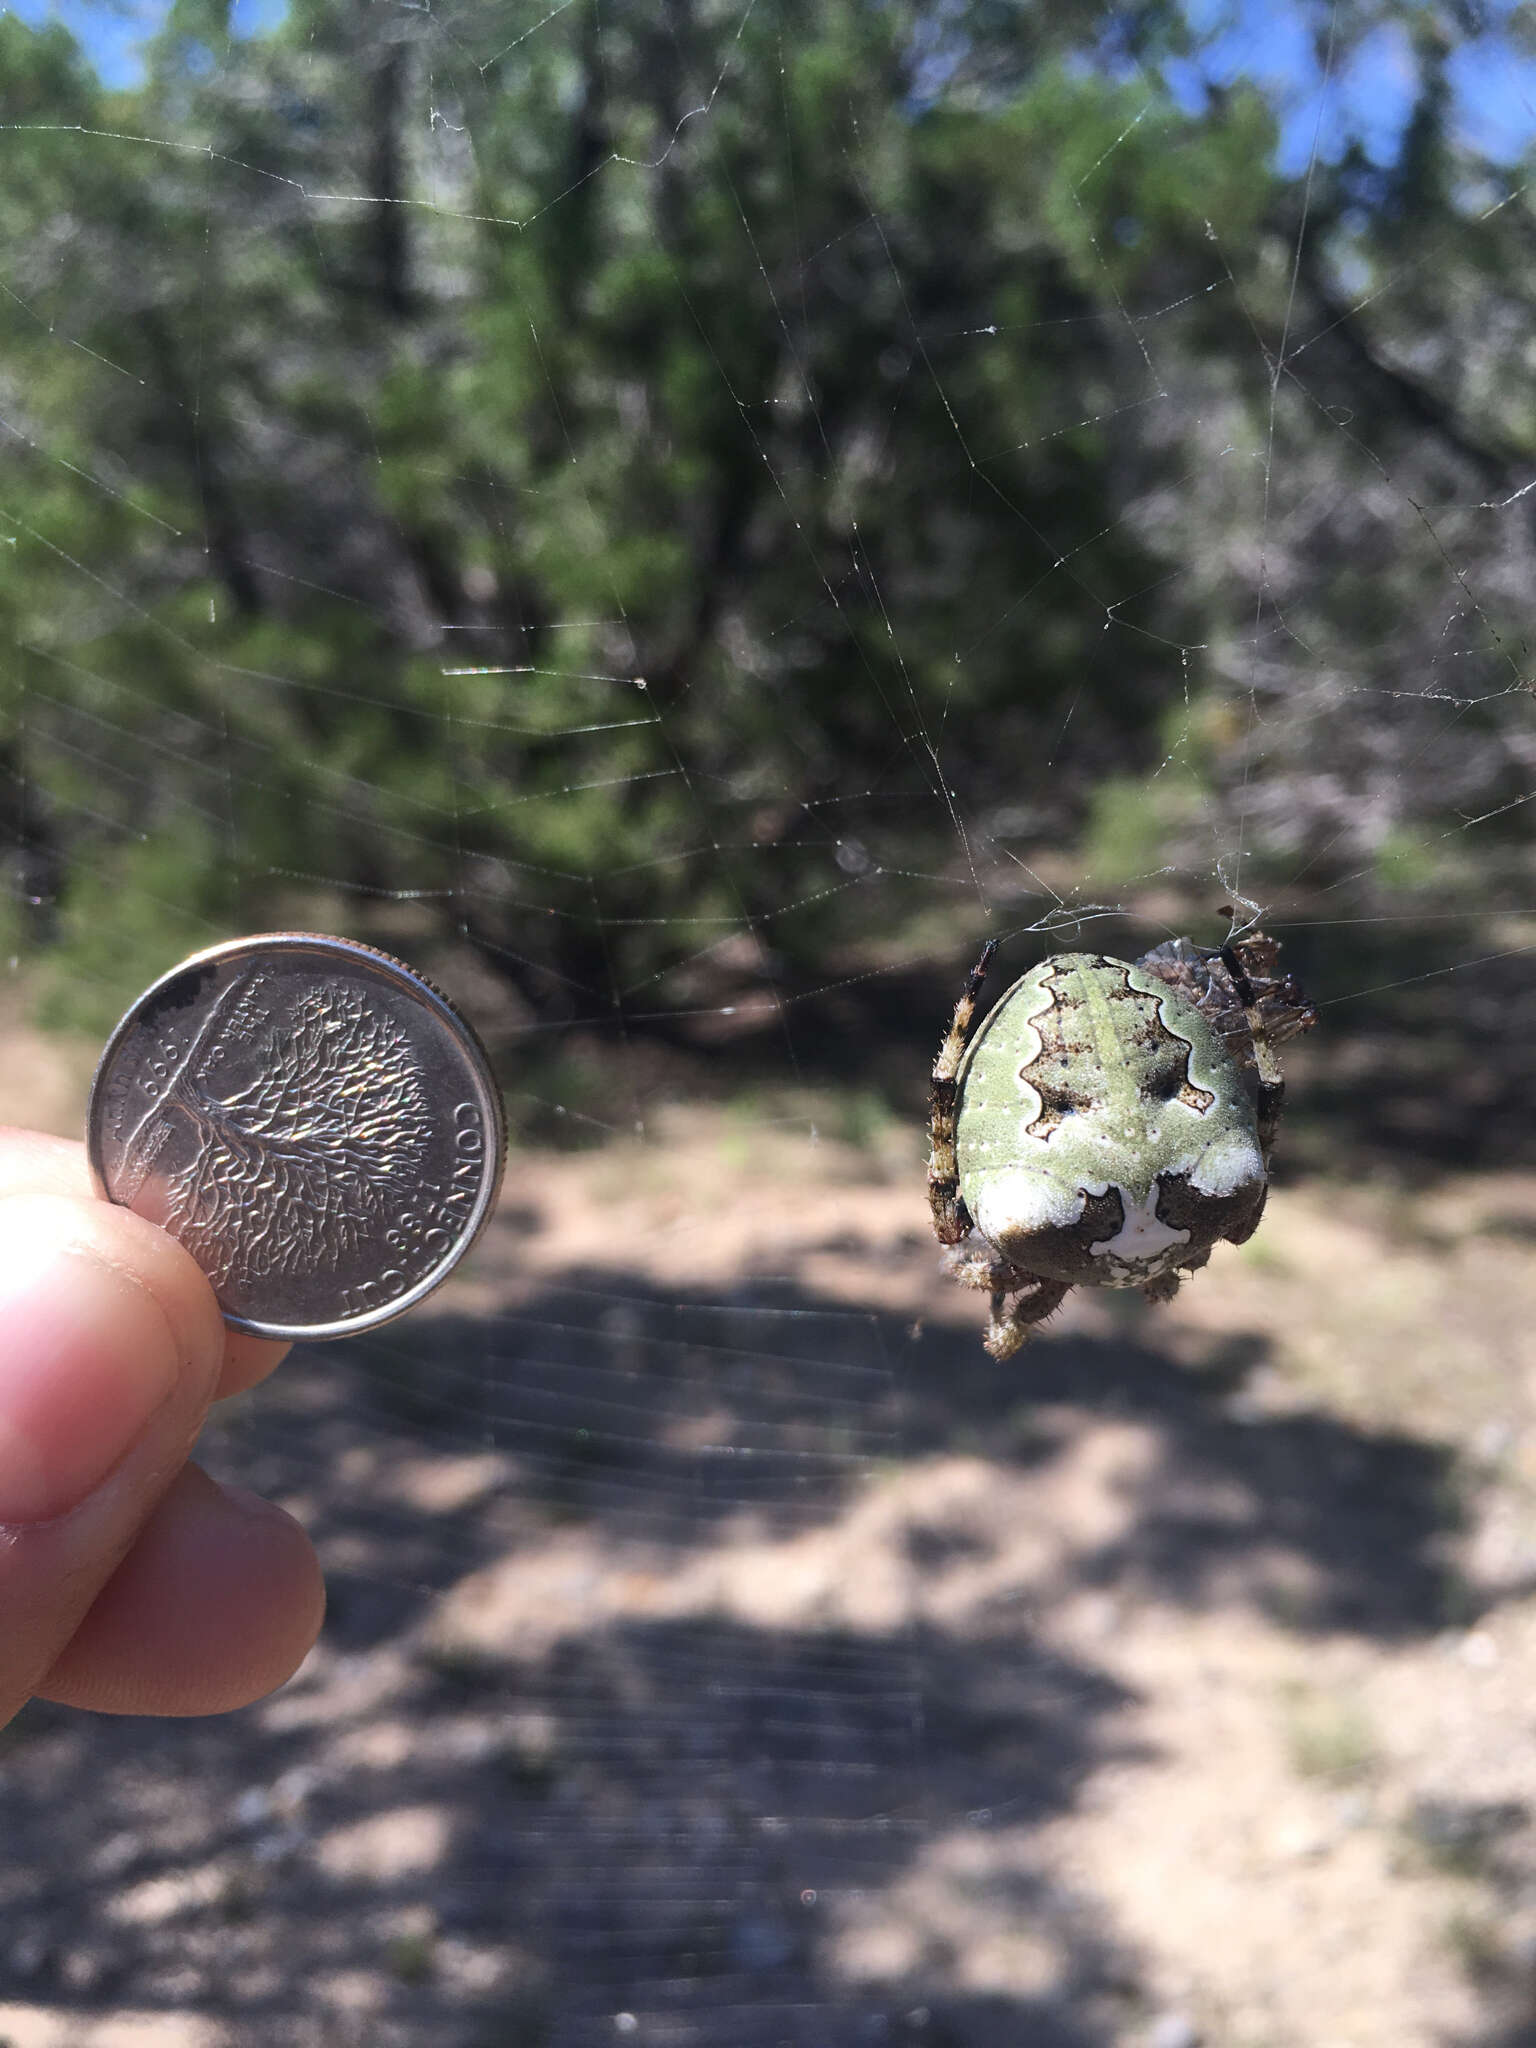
[938,1242,1070,1357]
[927,938,998,1245]
[1220,939,1290,1168]
[984,1276,1071,1360]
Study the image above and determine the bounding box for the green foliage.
[1080,767,1206,885]
[1373,826,1446,896]
[1,0,1531,1034]
[36,811,237,1035]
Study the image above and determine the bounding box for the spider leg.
[928,939,997,1246]
[939,1240,1067,1355]
[1218,941,1284,1164]
[939,1238,1016,1292]
[984,1277,1070,1360]
[1218,936,1315,1170]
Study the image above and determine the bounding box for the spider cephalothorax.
[927,932,1315,1358]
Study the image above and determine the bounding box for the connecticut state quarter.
[87,934,507,1341]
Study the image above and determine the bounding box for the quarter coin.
[87,934,506,1341]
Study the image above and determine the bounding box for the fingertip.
[0,1190,227,1384]
[0,1144,317,1727]
[38,1464,325,1716]
[0,1127,88,1196]
[216,1328,293,1400]
[0,1195,227,1525]
[0,1133,291,1397]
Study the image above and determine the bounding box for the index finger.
[0,1129,291,1400]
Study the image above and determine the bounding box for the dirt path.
[3,1053,1536,2046]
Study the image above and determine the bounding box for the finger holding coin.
[0,1135,322,1720]
[87,935,507,1343]
[0,933,497,1724]
[0,1130,287,1399]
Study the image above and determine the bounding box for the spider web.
[1,2,1534,2044]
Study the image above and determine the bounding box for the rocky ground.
[2,1017,1536,2048]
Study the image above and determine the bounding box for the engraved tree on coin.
[155,984,433,1297]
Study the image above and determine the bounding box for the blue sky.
[4,0,281,84]
[5,0,1536,172]
[1168,0,1536,173]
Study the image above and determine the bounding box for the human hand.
[0,1129,324,1729]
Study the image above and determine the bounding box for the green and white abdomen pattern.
[954,952,1268,1290]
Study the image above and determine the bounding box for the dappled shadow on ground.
[1458,2013,1536,2048]
[0,1266,1467,2047]
[339,1277,1460,1640]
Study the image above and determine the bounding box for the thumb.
[0,1193,226,1726]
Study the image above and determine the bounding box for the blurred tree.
[0,0,1531,1039]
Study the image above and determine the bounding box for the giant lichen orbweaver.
[927,929,1315,1358]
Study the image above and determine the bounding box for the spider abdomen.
[953,952,1268,1290]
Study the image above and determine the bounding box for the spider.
[927,930,1316,1358]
